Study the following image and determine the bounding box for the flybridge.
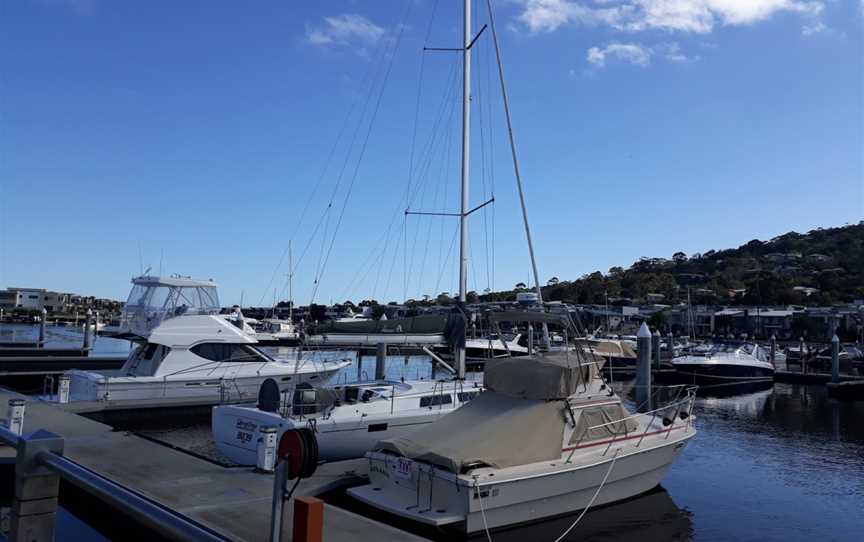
[123,275,221,337]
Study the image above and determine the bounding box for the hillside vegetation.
[482,223,864,307]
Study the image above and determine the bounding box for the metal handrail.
[565,386,697,459]
[0,425,223,542]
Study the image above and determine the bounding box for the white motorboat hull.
[348,430,694,533]
[66,364,346,408]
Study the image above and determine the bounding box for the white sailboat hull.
[213,407,448,465]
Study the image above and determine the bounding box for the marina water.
[1,324,862,541]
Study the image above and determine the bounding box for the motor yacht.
[347,352,696,533]
[51,275,350,410]
[212,377,484,465]
[672,342,775,384]
[253,318,300,345]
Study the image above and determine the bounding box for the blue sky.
[1,0,862,306]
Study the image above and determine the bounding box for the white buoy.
[7,399,26,436]
[257,426,278,472]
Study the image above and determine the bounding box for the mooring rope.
[473,477,493,542]
[552,449,620,542]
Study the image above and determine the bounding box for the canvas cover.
[376,391,566,473]
[578,339,637,359]
[483,353,595,400]
[568,403,639,444]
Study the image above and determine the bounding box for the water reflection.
[466,487,693,542]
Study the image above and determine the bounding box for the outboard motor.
[258,378,281,413]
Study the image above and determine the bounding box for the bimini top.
[484,352,598,400]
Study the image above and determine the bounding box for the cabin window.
[368,423,388,432]
[191,343,263,363]
[420,394,453,407]
[142,343,159,360]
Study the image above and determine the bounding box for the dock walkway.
[0,389,426,541]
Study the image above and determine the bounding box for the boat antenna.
[485,0,550,349]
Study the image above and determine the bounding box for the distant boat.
[50,275,349,410]
[672,342,775,384]
[213,378,484,465]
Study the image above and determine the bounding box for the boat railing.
[0,423,223,542]
[565,385,697,462]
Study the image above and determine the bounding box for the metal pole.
[668,331,674,362]
[652,329,661,369]
[799,336,806,374]
[484,0,550,350]
[83,309,93,350]
[636,323,652,413]
[527,323,534,356]
[375,343,387,380]
[831,334,840,383]
[269,460,288,542]
[39,309,47,347]
[455,0,472,381]
[770,335,777,365]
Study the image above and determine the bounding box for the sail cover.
[483,353,594,400]
[376,391,565,473]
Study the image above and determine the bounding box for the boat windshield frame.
[124,279,221,335]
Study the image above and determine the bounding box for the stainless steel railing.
[0,419,224,542]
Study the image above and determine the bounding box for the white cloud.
[656,42,700,62]
[517,0,825,34]
[801,21,826,35]
[306,14,385,47]
[585,41,699,68]
[587,42,653,66]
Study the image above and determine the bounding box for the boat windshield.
[124,281,221,336]
[704,342,763,358]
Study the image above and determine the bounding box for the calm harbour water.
[1,324,862,541]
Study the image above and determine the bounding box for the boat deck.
[0,387,426,542]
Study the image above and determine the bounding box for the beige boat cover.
[578,339,637,359]
[568,403,639,444]
[376,391,566,473]
[483,353,595,400]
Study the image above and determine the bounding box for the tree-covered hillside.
[482,223,864,306]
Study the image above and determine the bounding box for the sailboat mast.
[288,240,294,322]
[456,0,472,380]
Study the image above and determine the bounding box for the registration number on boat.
[395,458,414,480]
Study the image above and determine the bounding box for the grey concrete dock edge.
[0,389,428,542]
